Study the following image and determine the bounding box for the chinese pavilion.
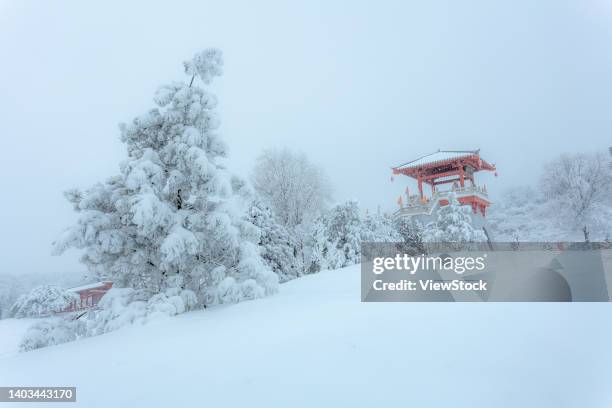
[391,149,496,220]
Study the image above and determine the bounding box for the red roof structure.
[63,281,113,313]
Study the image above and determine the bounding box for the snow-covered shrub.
[423,193,487,245]
[86,288,147,334]
[53,48,278,307]
[19,316,86,351]
[86,287,198,335]
[9,285,79,318]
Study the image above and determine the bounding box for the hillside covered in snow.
[2,264,611,408]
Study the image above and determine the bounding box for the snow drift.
[1,264,611,407]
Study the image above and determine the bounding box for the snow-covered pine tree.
[53,49,278,306]
[306,221,332,273]
[308,201,363,271]
[247,200,303,282]
[230,176,304,282]
[423,193,487,244]
[249,203,303,282]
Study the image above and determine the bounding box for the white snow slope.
[0,318,35,359]
[1,264,611,407]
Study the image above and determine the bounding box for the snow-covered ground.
[0,318,36,358]
[1,264,611,407]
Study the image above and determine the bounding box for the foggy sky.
[1,0,611,278]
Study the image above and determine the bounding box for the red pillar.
[418,177,423,198]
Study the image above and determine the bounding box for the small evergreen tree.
[307,202,401,272]
[308,201,362,271]
[231,175,304,282]
[393,217,425,255]
[362,213,401,243]
[9,285,78,318]
[248,201,303,282]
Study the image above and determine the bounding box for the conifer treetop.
[184,48,223,85]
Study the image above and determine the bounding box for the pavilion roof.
[393,150,480,170]
[67,281,112,293]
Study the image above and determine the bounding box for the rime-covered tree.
[423,193,486,244]
[487,186,568,242]
[9,285,78,318]
[0,276,24,319]
[53,49,278,306]
[488,152,612,242]
[0,273,83,320]
[540,151,612,236]
[252,149,332,230]
[540,152,611,220]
